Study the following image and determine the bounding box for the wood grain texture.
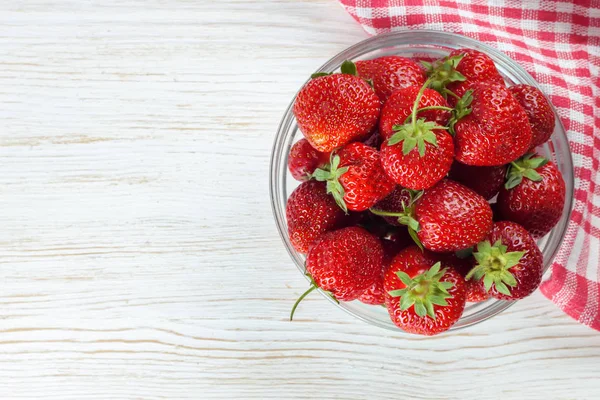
[0,0,598,399]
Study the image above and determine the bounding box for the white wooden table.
[1,1,599,399]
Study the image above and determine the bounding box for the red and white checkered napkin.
[338,0,600,330]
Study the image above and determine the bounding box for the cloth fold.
[338,0,600,330]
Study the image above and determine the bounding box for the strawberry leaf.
[429,295,449,307]
[424,54,467,93]
[399,293,414,310]
[505,153,549,189]
[310,72,331,79]
[523,169,543,181]
[494,281,512,296]
[388,288,407,297]
[395,271,413,287]
[402,136,418,155]
[425,301,436,319]
[417,138,426,157]
[340,60,357,76]
[422,131,438,146]
[408,227,424,252]
[414,302,427,317]
[505,174,523,189]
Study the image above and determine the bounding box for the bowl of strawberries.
[270,30,574,335]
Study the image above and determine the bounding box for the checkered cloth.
[337,0,600,330]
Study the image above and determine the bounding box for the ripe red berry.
[379,84,454,190]
[445,49,504,101]
[384,246,467,335]
[467,221,543,300]
[497,154,566,238]
[415,180,493,252]
[448,162,508,200]
[312,142,395,212]
[288,139,330,181]
[294,72,380,152]
[356,56,426,102]
[379,86,451,141]
[453,82,533,166]
[508,84,555,149]
[290,227,384,320]
[286,181,348,253]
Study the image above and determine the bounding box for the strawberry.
[380,83,454,190]
[288,139,330,181]
[415,179,493,252]
[379,85,451,141]
[356,56,426,102]
[285,181,348,253]
[290,227,383,319]
[293,61,381,152]
[453,82,533,166]
[497,154,566,238]
[384,246,467,335]
[508,84,555,149]
[358,226,411,306]
[467,221,543,300]
[448,161,508,200]
[425,49,504,103]
[311,142,395,212]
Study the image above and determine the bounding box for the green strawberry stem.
[369,189,424,251]
[415,105,453,113]
[423,54,466,94]
[466,240,526,296]
[387,78,448,157]
[387,262,454,319]
[290,284,317,321]
[311,154,350,213]
[448,89,474,135]
[505,153,549,189]
[290,272,340,321]
[410,77,435,130]
[442,88,461,100]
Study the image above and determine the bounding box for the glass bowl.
[269,30,574,332]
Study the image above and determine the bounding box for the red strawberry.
[415,179,493,252]
[293,62,381,152]
[442,253,490,303]
[509,84,555,149]
[312,142,395,212]
[448,161,508,200]
[358,226,411,306]
[453,82,533,166]
[497,154,566,238]
[380,83,454,190]
[467,221,543,300]
[425,49,504,102]
[384,246,467,335]
[379,86,451,141]
[290,227,383,319]
[286,181,348,253]
[446,49,504,99]
[288,139,330,181]
[356,56,426,102]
